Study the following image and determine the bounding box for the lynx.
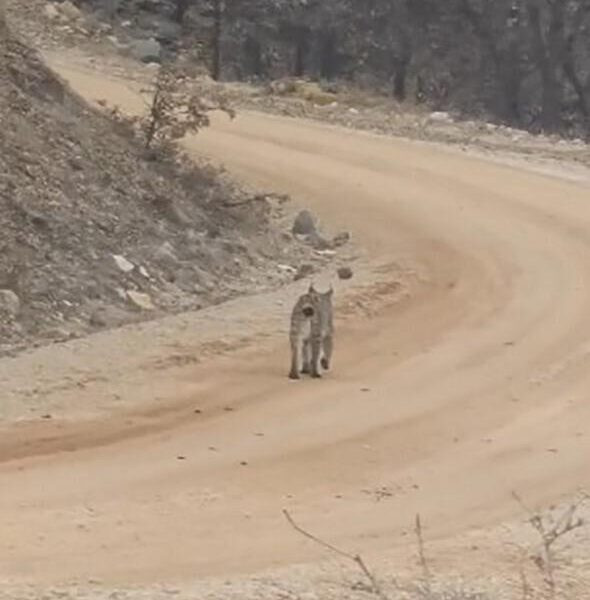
[288,284,334,379]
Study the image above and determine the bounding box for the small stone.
[58,0,82,20]
[314,248,336,257]
[0,289,20,316]
[337,266,353,280]
[332,231,351,247]
[126,290,155,311]
[112,254,134,273]
[277,263,296,273]
[294,264,314,281]
[428,111,453,123]
[44,3,60,19]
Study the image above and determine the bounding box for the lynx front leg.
[289,335,302,380]
[301,338,311,374]
[320,334,333,371]
[310,336,322,378]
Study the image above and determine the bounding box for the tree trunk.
[460,0,522,124]
[243,36,263,77]
[526,0,563,132]
[211,0,223,81]
[319,31,338,80]
[294,33,307,77]
[562,34,589,121]
[392,35,412,102]
[173,0,190,25]
[392,60,408,101]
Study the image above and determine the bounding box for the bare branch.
[414,513,432,592]
[282,509,389,600]
[512,490,588,598]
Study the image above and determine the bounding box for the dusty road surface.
[1,60,590,587]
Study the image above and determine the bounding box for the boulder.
[130,38,161,64]
[292,209,316,235]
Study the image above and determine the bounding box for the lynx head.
[299,284,320,317]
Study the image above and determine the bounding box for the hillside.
[0,12,328,355]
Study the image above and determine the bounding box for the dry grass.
[283,494,590,600]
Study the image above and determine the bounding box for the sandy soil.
[1,56,590,595]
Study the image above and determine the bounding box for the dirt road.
[1,61,590,586]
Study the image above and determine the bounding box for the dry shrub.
[103,64,235,156]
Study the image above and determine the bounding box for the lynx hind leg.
[289,335,302,380]
[301,338,311,374]
[310,336,322,378]
[321,334,333,371]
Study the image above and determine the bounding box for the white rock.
[0,289,20,316]
[277,264,296,273]
[112,254,135,273]
[428,111,453,123]
[126,290,155,311]
[44,3,60,19]
[58,0,82,20]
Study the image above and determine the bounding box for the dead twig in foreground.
[415,513,433,594]
[512,490,588,598]
[282,508,389,600]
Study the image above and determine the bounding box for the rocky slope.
[0,12,338,356]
